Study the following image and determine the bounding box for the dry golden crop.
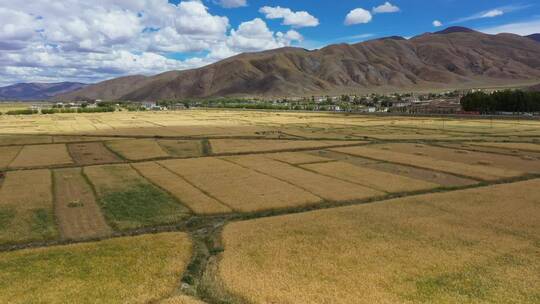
[132,162,232,215]
[0,169,58,244]
[372,143,540,173]
[227,155,384,201]
[159,157,321,212]
[363,162,478,187]
[53,168,112,240]
[472,142,540,152]
[159,295,206,304]
[0,232,193,304]
[106,139,169,160]
[0,146,21,169]
[219,179,540,304]
[9,144,74,168]
[265,151,332,164]
[209,139,365,154]
[0,135,52,145]
[332,146,522,181]
[302,161,439,193]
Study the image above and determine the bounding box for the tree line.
[460,90,540,113]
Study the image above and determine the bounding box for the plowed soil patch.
[68,142,122,165]
[158,140,204,157]
[53,168,112,240]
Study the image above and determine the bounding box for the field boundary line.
[219,157,327,202]
[274,157,392,194]
[329,149,488,182]
[155,161,236,212]
[0,173,538,253]
[0,141,373,173]
[128,163,201,215]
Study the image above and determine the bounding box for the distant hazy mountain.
[56,27,540,101]
[0,82,87,101]
[527,34,540,43]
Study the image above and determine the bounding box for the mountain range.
[13,27,540,101]
[0,82,87,101]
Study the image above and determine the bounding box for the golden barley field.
[219,179,540,304]
[0,109,538,303]
[0,233,192,304]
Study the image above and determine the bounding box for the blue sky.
[193,0,540,47]
[0,0,539,86]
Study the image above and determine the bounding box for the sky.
[0,0,539,86]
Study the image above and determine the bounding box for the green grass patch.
[100,183,190,230]
[30,209,57,240]
[0,208,15,231]
[409,265,496,302]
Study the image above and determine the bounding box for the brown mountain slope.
[58,27,540,101]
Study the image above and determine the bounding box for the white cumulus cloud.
[433,20,443,27]
[259,6,319,28]
[372,2,400,14]
[215,0,247,8]
[481,19,540,36]
[345,8,373,25]
[0,0,306,86]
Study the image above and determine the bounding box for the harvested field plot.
[372,143,540,173]
[0,135,52,146]
[471,142,540,153]
[9,144,73,168]
[302,161,439,193]
[227,155,384,201]
[158,139,204,157]
[219,179,540,304]
[0,170,57,245]
[440,142,540,159]
[106,139,169,160]
[133,162,231,215]
[84,164,190,230]
[210,139,366,154]
[160,158,321,212]
[364,162,478,187]
[0,146,21,169]
[53,136,119,143]
[265,151,332,165]
[0,233,192,304]
[160,295,206,304]
[53,168,111,240]
[68,142,122,165]
[332,146,522,181]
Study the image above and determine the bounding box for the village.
[14,87,537,117]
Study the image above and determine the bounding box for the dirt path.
[53,168,112,240]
